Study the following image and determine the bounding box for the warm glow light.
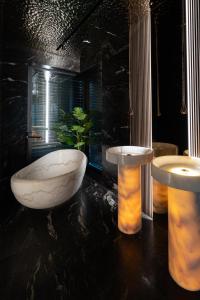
[168,187,200,291]
[118,165,141,234]
[152,143,178,214]
[153,179,168,213]
[45,71,50,143]
[167,166,200,176]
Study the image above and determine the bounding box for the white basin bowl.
[152,155,200,192]
[106,146,153,166]
[11,149,87,209]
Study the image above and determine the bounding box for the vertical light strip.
[129,1,153,218]
[185,0,190,154]
[185,0,200,157]
[45,71,50,143]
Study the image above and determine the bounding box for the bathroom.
[0,0,200,299]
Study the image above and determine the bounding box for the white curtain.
[185,0,200,157]
[129,0,153,218]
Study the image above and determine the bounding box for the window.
[29,66,83,159]
[28,65,103,171]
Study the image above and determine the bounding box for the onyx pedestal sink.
[106,146,153,235]
[152,142,178,214]
[152,155,200,291]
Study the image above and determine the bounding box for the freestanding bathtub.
[11,149,87,209]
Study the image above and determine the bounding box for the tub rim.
[11,149,87,184]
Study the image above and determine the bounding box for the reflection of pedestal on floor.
[152,142,178,214]
[152,155,200,291]
[106,146,153,235]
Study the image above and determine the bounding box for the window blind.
[31,69,83,159]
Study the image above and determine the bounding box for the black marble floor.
[0,174,200,300]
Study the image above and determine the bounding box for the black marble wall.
[0,60,28,178]
[0,1,4,181]
[102,47,129,147]
[79,15,129,174]
[80,46,129,147]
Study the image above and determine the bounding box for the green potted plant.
[54,107,93,152]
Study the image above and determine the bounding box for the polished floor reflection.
[0,174,200,300]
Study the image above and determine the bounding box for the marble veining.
[1,175,200,299]
[2,77,27,84]
[26,256,41,300]
[47,211,58,240]
[11,149,87,209]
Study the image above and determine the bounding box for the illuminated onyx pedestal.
[106,146,153,235]
[153,179,168,214]
[152,142,178,214]
[152,155,200,291]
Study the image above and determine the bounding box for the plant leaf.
[74,141,85,149]
[71,125,85,133]
[72,107,87,121]
[59,125,69,132]
[64,136,74,145]
[84,121,93,132]
[54,106,93,152]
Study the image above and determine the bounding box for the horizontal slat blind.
[31,69,83,158]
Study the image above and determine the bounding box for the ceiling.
[1,0,175,70]
[2,0,128,60]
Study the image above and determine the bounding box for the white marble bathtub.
[11,149,87,209]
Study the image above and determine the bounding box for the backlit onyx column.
[168,187,200,291]
[118,164,141,234]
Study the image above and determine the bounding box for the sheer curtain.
[129,0,153,218]
[185,0,200,157]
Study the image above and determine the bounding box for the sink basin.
[106,146,153,166]
[106,146,153,235]
[152,155,200,192]
[152,155,200,291]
